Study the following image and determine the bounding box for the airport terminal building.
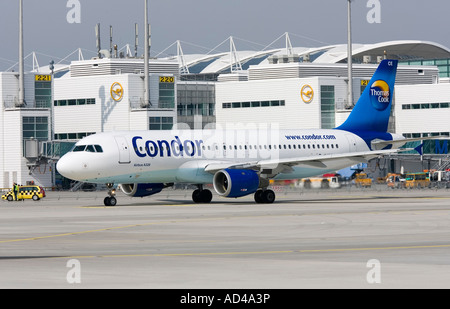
[1,40,450,189]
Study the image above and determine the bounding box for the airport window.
[222,100,285,109]
[54,132,95,140]
[159,81,175,109]
[23,116,48,141]
[402,102,450,110]
[321,85,335,129]
[149,117,173,130]
[35,80,52,108]
[54,98,96,106]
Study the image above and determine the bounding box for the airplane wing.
[204,148,404,175]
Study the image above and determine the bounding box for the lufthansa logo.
[369,80,390,111]
[110,82,124,102]
[301,85,314,103]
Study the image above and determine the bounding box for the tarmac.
[1,185,450,289]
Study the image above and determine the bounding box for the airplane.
[57,59,415,206]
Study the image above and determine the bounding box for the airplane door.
[114,136,131,164]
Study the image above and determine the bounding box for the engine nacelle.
[213,169,259,198]
[120,183,165,197]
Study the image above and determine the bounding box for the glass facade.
[149,117,173,130]
[23,116,48,140]
[400,58,450,78]
[159,82,175,109]
[35,81,52,108]
[222,100,285,109]
[177,83,215,117]
[54,98,95,106]
[320,85,335,129]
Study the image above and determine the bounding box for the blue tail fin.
[336,59,398,134]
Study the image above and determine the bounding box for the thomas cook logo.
[369,80,390,111]
[301,85,314,103]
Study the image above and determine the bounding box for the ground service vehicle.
[404,172,430,188]
[354,173,372,188]
[386,173,405,189]
[430,170,450,188]
[2,185,46,201]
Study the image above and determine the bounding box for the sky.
[1,0,449,71]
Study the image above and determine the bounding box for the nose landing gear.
[104,183,117,206]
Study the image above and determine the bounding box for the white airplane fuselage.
[57,128,372,185]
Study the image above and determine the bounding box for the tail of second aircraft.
[336,59,398,137]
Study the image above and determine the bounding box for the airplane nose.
[56,155,78,180]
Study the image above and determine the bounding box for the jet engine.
[213,169,259,198]
[120,183,165,197]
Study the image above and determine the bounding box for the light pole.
[347,0,353,108]
[143,0,150,107]
[18,0,25,106]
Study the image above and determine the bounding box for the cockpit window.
[73,145,86,152]
[72,144,103,153]
[94,145,103,153]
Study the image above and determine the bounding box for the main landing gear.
[192,185,213,203]
[104,183,117,206]
[254,189,275,204]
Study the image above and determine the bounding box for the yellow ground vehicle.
[404,172,430,188]
[354,173,372,188]
[386,173,405,189]
[2,185,46,201]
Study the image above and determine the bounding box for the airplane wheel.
[192,189,212,203]
[262,189,275,204]
[254,190,263,203]
[104,196,117,206]
[254,189,275,203]
[192,189,201,203]
[200,189,212,203]
[109,196,117,206]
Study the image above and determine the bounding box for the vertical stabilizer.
[336,59,398,134]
